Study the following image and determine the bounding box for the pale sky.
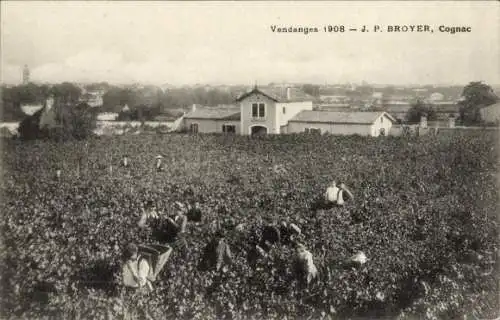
[1,1,499,86]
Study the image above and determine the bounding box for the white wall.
[370,114,393,136]
[480,104,500,123]
[97,113,119,121]
[239,93,278,134]
[287,122,372,135]
[0,122,20,134]
[183,118,240,133]
[276,101,313,127]
[21,105,43,116]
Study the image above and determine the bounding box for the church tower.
[22,65,30,84]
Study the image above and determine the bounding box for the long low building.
[183,105,241,133]
[286,111,396,136]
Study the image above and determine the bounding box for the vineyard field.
[1,132,498,320]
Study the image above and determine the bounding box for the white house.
[181,86,398,136]
[236,86,314,135]
[287,111,396,137]
[182,86,314,135]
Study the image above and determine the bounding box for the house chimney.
[191,104,197,113]
[286,87,292,101]
[420,114,428,129]
[448,114,456,128]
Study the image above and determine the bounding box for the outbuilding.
[286,111,396,137]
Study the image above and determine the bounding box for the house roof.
[154,115,179,122]
[184,105,241,120]
[289,111,396,124]
[236,86,313,103]
[20,104,44,116]
[481,102,500,110]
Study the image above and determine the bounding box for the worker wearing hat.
[155,155,164,172]
[121,155,129,168]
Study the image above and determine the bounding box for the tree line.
[1,83,242,122]
[405,82,498,125]
[2,81,498,140]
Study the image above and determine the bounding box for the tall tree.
[459,81,498,125]
[406,99,437,124]
[51,82,82,105]
[302,84,320,97]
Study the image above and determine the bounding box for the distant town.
[1,64,499,138]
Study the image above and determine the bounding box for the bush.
[18,102,97,141]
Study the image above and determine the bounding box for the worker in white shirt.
[121,243,173,292]
[121,243,172,320]
[324,181,354,206]
[294,243,318,286]
[155,155,164,172]
[55,168,62,180]
[121,155,129,168]
[345,251,368,269]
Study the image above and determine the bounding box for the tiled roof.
[154,115,179,122]
[236,87,313,103]
[480,102,500,110]
[289,111,396,124]
[184,105,240,120]
[383,105,413,113]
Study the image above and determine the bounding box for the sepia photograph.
[0,1,499,319]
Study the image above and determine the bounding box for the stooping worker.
[261,223,281,251]
[138,200,159,229]
[121,243,173,292]
[294,243,318,287]
[247,242,269,270]
[324,180,354,207]
[199,230,233,272]
[186,202,203,223]
[164,213,188,238]
[280,221,302,245]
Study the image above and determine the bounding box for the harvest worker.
[121,155,129,168]
[165,212,188,236]
[174,201,201,224]
[345,251,368,269]
[294,243,318,286]
[121,242,173,292]
[155,155,164,172]
[138,200,159,229]
[186,202,203,222]
[280,221,302,245]
[199,231,233,272]
[55,168,62,180]
[324,181,354,206]
[262,223,281,249]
